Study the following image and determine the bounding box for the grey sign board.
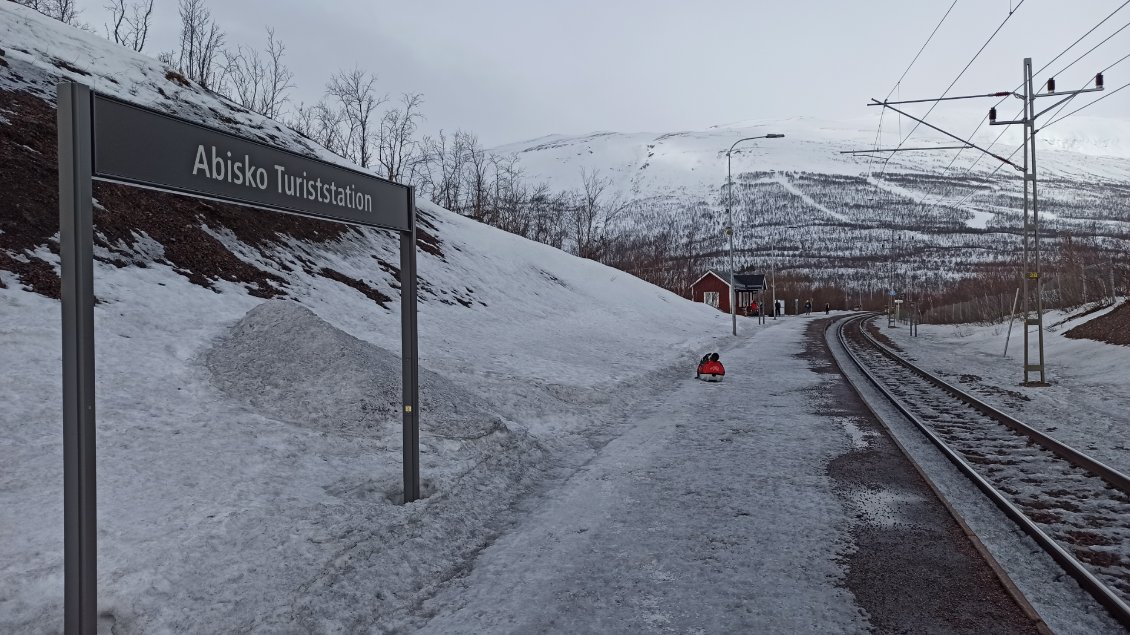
[62,82,420,633]
[92,94,411,231]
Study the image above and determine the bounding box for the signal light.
[1047,77,1056,92]
[1096,72,1104,88]
[989,107,997,122]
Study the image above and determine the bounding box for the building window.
[704,291,719,308]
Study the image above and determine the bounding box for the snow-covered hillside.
[0,4,734,631]
[496,112,1130,194]
[493,109,1130,289]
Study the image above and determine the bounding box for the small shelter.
[690,269,766,313]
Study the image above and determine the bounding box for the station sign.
[92,94,411,231]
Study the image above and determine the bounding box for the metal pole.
[1082,262,1088,305]
[59,81,98,635]
[1004,287,1020,357]
[1112,258,1117,305]
[727,150,736,336]
[771,262,777,320]
[1028,58,1047,384]
[400,190,420,503]
[1021,58,1033,385]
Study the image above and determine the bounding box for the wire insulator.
[1096,72,1104,88]
[989,107,997,122]
[1047,77,1056,92]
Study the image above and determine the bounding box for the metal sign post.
[58,82,419,634]
[59,80,98,635]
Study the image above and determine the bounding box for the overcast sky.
[83,0,1129,146]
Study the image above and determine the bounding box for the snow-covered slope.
[494,112,1130,199]
[0,4,733,631]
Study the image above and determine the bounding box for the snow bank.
[205,300,503,441]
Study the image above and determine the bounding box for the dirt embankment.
[1065,301,1130,346]
[0,86,441,303]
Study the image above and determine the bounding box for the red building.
[690,270,766,314]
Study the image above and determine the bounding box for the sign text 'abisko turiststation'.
[91,94,410,231]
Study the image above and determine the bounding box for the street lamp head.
[766,133,785,138]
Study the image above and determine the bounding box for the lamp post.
[726,133,784,335]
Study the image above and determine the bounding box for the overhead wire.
[1042,50,1130,128]
[929,64,1130,214]
[884,0,1127,181]
[890,3,1130,209]
[876,0,1027,174]
[882,0,960,103]
[867,0,959,180]
[949,68,1129,214]
[1046,79,1130,128]
[1033,0,1130,79]
[865,1,1130,231]
[1048,18,1130,79]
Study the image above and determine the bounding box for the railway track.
[834,314,1130,629]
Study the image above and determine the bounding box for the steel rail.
[834,314,1130,628]
[856,317,1130,494]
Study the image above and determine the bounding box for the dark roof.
[693,270,766,291]
[733,273,766,290]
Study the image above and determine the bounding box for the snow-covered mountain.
[496,113,1130,195]
[493,110,1130,289]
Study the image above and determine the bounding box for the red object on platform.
[697,360,725,377]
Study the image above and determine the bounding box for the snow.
[3,3,1130,631]
[9,253,1125,631]
[493,110,1130,204]
[764,172,850,223]
[0,2,365,174]
[412,324,867,634]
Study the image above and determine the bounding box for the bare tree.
[463,132,490,221]
[422,130,472,212]
[572,168,609,259]
[377,92,424,183]
[171,0,225,90]
[286,101,316,139]
[326,68,386,168]
[15,0,79,23]
[104,0,153,52]
[311,99,346,156]
[491,154,528,234]
[569,168,632,260]
[222,27,295,119]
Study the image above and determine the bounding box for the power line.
[925,62,1127,214]
[869,0,959,179]
[883,0,960,102]
[1046,78,1130,128]
[914,103,1024,207]
[1050,18,1130,79]
[943,139,1025,211]
[886,6,1130,209]
[1102,50,1130,74]
[1032,49,1130,131]
[1034,0,1130,80]
[878,0,1027,171]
